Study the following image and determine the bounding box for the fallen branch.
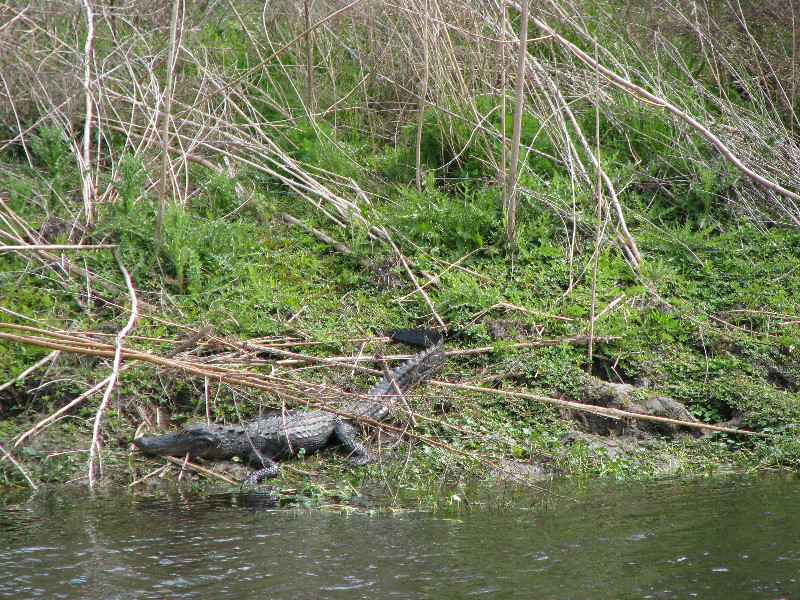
[431,380,770,438]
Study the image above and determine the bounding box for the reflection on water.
[0,476,798,599]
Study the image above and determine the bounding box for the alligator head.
[133,424,220,458]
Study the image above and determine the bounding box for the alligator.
[133,329,444,483]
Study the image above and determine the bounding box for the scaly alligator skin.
[133,329,444,483]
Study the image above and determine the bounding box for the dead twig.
[390,240,446,329]
[0,244,118,252]
[163,325,213,358]
[161,456,240,485]
[279,212,370,264]
[88,252,139,488]
[15,373,114,447]
[394,247,483,302]
[0,442,38,490]
[128,464,170,487]
[0,350,59,393]
[77,0,96,225]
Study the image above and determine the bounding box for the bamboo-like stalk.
[499,4,508,218]
[155,0,182,249]
[504,0,528,246]
[415,0,430,192]
[588,27,603,363]
[77,0,96,226]
[304,0,314,111]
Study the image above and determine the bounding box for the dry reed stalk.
[15,372,117,447]
[304,0,314,110]
[155,0,183,250]
[523,4,800,216]
[0,244,117,251]
[0,442,39,489]
[432,380,771,438]
[504,0,528,245]
[77,0,96,225]
[161,455,240,485]
[0,350,60,393]
[88,252,139,487]
[588,29,603,362]
[415,0,430,191]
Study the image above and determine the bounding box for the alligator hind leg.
[242,451,280,484]
[332,421,370,466]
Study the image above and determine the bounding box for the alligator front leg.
[242,450,280,484]
[333,421,370,466]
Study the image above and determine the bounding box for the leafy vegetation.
[0,0,799,491]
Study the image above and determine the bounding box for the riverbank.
[1,0,799,490]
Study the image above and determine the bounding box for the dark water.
[1,475,798,599]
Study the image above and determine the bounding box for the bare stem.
[504,0,529,246]
[78,0,96,226]
[415,0,430,192]
[88,252,139,488]
[0,442,38,489]
[155,0,183,249]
